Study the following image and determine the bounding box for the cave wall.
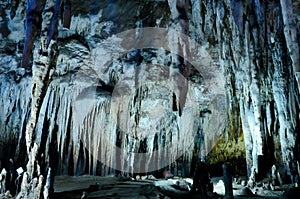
[218,0,300,179]
[0,0,299,188]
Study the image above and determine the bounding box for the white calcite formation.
[0,0,299,197]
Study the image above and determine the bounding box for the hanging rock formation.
[0,0,299,197]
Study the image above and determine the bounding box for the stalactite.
[62,0,71,29]
[167,0,191,116]
[271,36,296,167]
[217,0,300,181]
[280,0,300,74]
[45,0,66,48]
[21,0,45,68]
[239,98,253,177]
[1,1,299,195]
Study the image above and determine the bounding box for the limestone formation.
[0,0,299,198]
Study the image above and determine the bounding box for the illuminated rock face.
[0,0,299,191]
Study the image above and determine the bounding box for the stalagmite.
[0,168,7,195]
[272,165,277,185]
[247,167,256,188]
[18,0,63,197]
[222,163,233,198]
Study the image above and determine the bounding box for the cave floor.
[53,175,286,199]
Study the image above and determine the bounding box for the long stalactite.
[0,0,299,198]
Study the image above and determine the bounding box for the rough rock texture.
[0,0,299,197]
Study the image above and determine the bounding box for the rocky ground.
[52,175,298,199]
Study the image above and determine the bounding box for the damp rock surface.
[0,0,299,197]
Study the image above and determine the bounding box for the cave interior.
[0,0,300,198]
